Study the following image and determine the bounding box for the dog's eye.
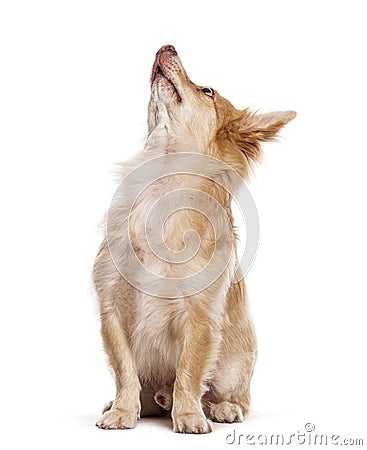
[201,87,214,97]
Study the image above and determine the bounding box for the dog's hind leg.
[209,279,257,423]
[209,349,256,423]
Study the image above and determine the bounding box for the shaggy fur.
[93,44,296,433]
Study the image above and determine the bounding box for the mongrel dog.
[93,45,296,433]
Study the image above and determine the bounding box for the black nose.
[158,45,177,54]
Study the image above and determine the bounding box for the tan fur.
[93,45,296,433]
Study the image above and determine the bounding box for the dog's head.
[149,45,296,176]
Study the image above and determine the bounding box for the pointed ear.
[222,109,296,164]
[246,110,297,142]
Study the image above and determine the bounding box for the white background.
[1,1,366,449]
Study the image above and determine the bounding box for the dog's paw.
[173,413,213,434]
[96,408,138,430]
[154,388,173,411]
[209,401,244,423]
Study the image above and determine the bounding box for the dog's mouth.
[151,46,182,102]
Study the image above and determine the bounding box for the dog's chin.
[153,74,182,103]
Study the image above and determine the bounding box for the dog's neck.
[145,123,171,155]
[141,122,242,213]
[145,122,207,156]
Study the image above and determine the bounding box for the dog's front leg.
[96,310,141,429]
[172,298,221,434]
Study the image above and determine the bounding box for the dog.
[93,44,296,433]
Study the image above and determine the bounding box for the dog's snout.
[158,44,177,55]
